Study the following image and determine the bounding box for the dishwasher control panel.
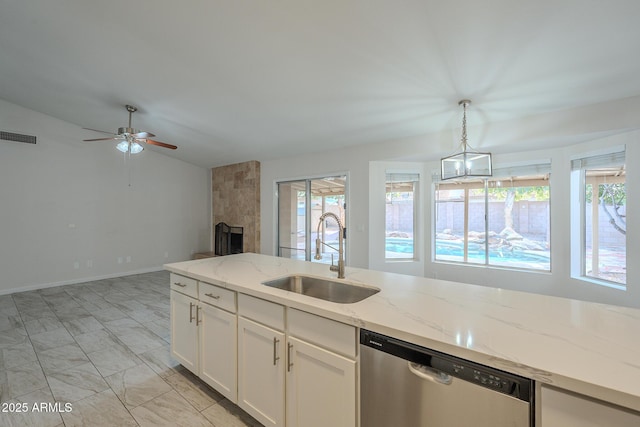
[360,329,532,402]
[431,357,519,396]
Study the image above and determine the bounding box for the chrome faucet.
[314,212,345,278]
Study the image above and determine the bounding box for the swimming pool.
[385,237,550,270]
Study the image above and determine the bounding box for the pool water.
[385,238,550,270]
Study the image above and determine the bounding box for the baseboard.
[0,266,166,296]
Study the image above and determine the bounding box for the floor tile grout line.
[10,285,148,426]
[3,271,259,427]
[9,292,64,425]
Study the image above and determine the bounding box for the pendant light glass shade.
[130,142,144,154]
[441,100,492,180]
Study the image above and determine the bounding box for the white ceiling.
[1,0,640,168]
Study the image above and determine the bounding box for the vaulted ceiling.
[1,0,640,167]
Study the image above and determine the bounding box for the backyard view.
[281,166,626,285]
[434,175,551,271]
[277,176,346,265]
[583,168,626,285]
[385,173,418,260]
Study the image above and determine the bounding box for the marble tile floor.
[0,271,263,427]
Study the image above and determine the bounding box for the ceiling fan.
[83,104,177,153]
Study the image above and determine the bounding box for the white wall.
[0,99,210,294]
[261,96,640,308]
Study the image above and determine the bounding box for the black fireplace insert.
[215,222,244,256]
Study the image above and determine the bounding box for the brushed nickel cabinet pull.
[205,293,220,299]
[189,302,195,323]
[287,342,294,372]
[174,282,187,287]
[196,305,201,326]
[273,337,280,365]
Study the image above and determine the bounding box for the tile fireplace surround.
[212,160,260,255]
[0,271,262,427]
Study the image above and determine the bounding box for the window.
[385,173,419,260]
[277,175,347,265]
[434,163,551,271]
[571,149,626,287]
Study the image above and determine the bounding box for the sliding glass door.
[277,175,347,264]
[277,180,307,260]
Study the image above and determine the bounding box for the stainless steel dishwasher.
[360,330,534,427]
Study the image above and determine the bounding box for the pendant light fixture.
[440,100,492,180]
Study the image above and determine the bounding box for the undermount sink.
[262,275,380,304]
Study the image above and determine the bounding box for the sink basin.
[262,275,379,304]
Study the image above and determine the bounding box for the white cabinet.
[238,316,286,427]
[286,336,356,427]
[286,308,357,427]
[170,274,238,402]
[170,273,358,427]
[200,303,237,403]
[237,295,357,427]
[170,274,199,373]
[237,293,286,427]
[540,385,640,426]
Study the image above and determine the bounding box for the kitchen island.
[165,252,640,424]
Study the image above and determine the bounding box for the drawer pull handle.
[196,305,201,326]
[273,337,280,365]
[205,293,220,299]
[174,282,187,288]
[189,302,195,323]
[287,342,294,372]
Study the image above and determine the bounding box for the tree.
[591,183,626,235]
[488,185,549,233]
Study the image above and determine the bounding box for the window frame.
[570,147,626,289]
[275,174,348,264]
[433,162,551,273]
[385,172,420,261]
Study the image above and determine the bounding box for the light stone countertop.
[165,253,640,412]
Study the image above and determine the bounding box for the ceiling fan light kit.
[83,104,177,153]
[441,99,492,180]
[116,140,144,154]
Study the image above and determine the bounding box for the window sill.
[385,258,419,263]
[433,259,552,275]
[572,275,626,291]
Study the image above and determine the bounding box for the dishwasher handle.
[408,362,453,385]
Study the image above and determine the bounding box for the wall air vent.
[1,131,37,144]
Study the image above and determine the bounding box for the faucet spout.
[315,212,345,279]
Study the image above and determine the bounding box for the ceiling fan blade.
[83,137,122,142]
[133,131,155,138]
[83,127,116,135]
[145,139,178,150]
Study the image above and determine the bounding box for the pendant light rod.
[459,99,470,152]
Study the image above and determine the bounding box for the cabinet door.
[286,336,356,427]
[238,317,285,427]
[541,385,640,426]
[200,304,237,403]
[170,290,198,373]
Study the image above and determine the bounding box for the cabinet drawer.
[170,273,198,298]
[238,293,285,331]
[200,282,236,313]
[288,308,356,358]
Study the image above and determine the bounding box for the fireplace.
[215,222,244,256]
